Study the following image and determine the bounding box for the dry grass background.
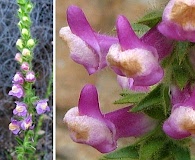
[54,0,184,160]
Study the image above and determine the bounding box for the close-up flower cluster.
[60,1,195,159]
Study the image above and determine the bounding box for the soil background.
[56,0,195,160]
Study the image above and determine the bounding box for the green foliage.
[114,92,146,104]
[101,145,139,160]
[131,23,150,37]
[170,42,195,90]
[137,10,162,28]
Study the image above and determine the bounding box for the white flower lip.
[64,107,114,145]
[107,44,158,77]
[59,27,99,70]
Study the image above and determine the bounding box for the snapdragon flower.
[21,62,30,71]
[107,15,164,86]
[20,115,33,130]
[8,84,24,98]
[59,5,118,74]
[13,102,27,117]
[64,84,156,153]
[25,71,36,82]
[12,72,24,84]
[158,0,195,42]
[9,119,21,135]
[35,99,50,115]
[163,86,195,139]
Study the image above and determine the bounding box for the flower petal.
[78,84,103,120]
[67,5,100,53]
[141,26,174,60]
[116,15,142,50]
[105,107,157,139]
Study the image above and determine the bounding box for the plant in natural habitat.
[0,0,53,159]
[60,1,195,160]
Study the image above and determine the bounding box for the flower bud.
[27,4,33,11]
[15,53,23,63]
[27,39,35,48]
[16,39,23,49]
[22,48,31,56]
[22,16,29,22]
[25,71,36,82]
[21,28,29,36]
[21,62,30,71]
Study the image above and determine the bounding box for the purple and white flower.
[64,84,156,153]
[8,84,24,98]
[9,119,21,135]
[13,101,27,117]
[59,5,118,74]
[106,15,164,86]
[21,62,30,71]
[25,71,36,83]
[163,86,195,139]
[20,115,33,130]
[12,72,24,84]
[35,99,50,115]
[158,0,195,42]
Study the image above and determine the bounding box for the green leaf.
[101,145,139,160]
[172,59,190,90]
[114,93,146,104]
[132,23,150,37]
[15,137,23,145]
[161,85,170,117]
[139,137,165,160]
[171,145,191,160]
[143,105,165,120]
[137,10,162,28]
[175,41,189,64]
[131,84,162,112]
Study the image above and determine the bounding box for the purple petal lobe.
[67,5,100,53]
[105,107,157,139]
[78,84,103,119]
[141,26,173,60]
[116,15,142,50]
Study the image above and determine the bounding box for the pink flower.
[9,119,21,135]
[25,71,36,82]
[64,84,156,153]
[59,5,118,74]
[163,86,195,139]
[20,115,33,130]
[8,84,24,98]
[21,62,30,71]
[35,99,50,115]
[12,72,24,84]
[15,53,22,63]
[158,0,195,42]
[106,15,164,86]
[13,102,27,117]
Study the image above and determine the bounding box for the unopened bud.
[22,48,31,56]
[16,39,23,49]
[15,53,23,63]
[21,28,29,36]
[27,39,35,48]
